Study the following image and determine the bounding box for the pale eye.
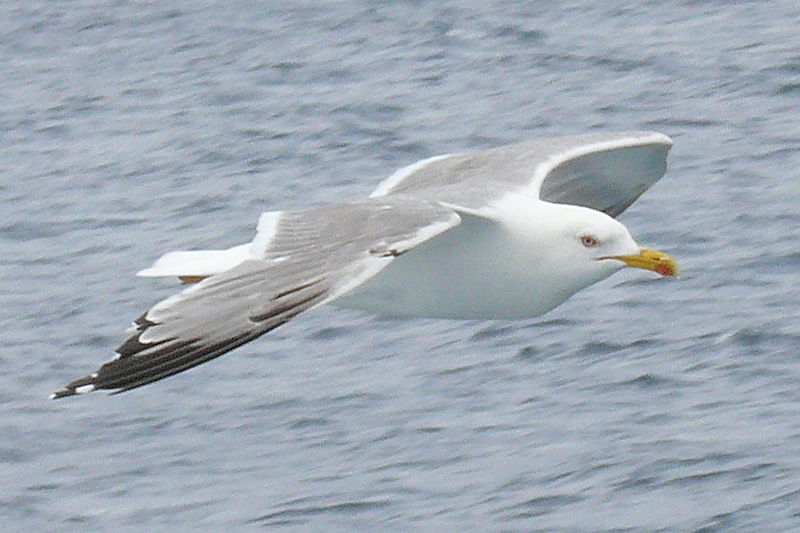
[580,234,599,248]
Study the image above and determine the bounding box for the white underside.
[335,199,623,320]
[332,213,543,319]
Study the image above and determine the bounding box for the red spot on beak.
[655,264,674,276]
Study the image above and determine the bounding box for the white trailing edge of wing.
[526,131,673,198]
[370,153,453,197]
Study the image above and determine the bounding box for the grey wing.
[371,131,672,218]
[51,197,460,398]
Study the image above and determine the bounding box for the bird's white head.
[498,200,678,315]
[534,202,678,290]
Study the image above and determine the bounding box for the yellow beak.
[605,248,679,277]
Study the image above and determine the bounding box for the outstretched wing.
[52,197,460,398]
[371,131,672,218]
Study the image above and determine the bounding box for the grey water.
[2,1,800,531]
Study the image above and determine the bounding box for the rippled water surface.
[3,1,800,531]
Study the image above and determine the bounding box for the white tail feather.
[137,243,253,278]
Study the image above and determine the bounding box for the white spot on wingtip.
[48,392,57,400]
[75,384,95,395]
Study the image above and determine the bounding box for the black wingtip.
[50,374,97,400]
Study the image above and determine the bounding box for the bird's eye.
[580,234,599,248]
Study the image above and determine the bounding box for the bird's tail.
[136,244,253,282]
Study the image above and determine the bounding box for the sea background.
[2,1,800,531]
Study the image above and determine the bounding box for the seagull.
[52,131,678,399]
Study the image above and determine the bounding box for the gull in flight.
[52,131,678,399]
